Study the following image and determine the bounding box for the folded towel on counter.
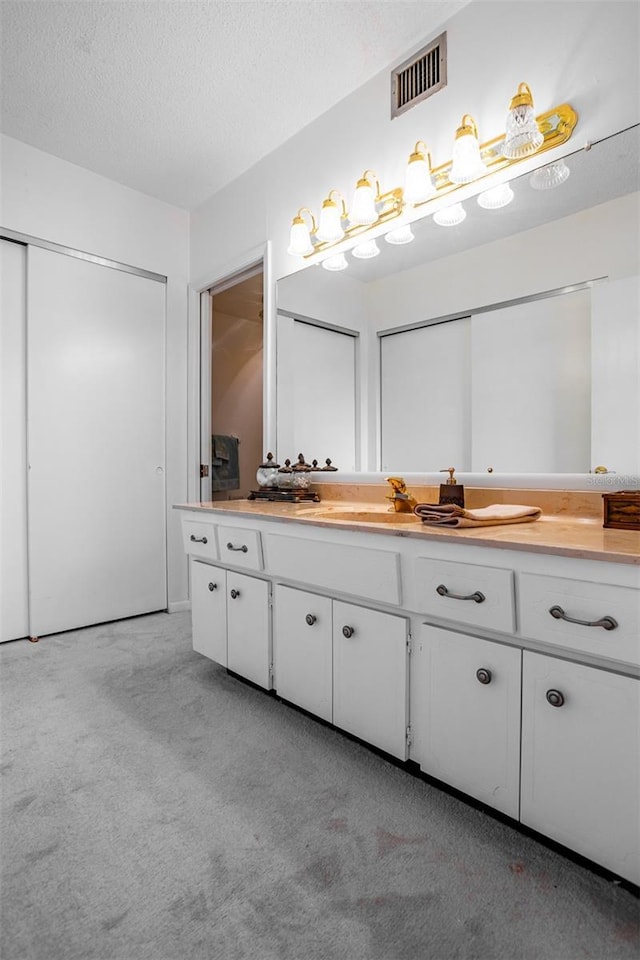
[413,502,542,528]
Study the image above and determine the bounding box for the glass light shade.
[404,154,435,204]
[316,199,345,243]
[352,239,380,259]
[530,159,570,191]
[385,225,414,245]
[350,179,378,225]
[321,252,349,271]
[449,117,487,184]
[502,83,544,159]
[287,218,313,256]
[433,203,466,227]
[477,183,514,209]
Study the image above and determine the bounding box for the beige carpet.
[1,612,638,960]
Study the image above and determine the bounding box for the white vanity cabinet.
[189,558,272,690]
[521,651,640,886]
[273,584,409,759]
[332,600,408,760]
[412,626,522,818]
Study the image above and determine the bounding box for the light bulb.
[433,203,466,227]
[502,83,544,159]
[352,239,380,259]
[321,253,349,271]
[385,225,414,245]
[287,215,314,256]
[449,115,487,184]
[404,142,435,204]
[316,193,346,243]
[530,159,571,190]
[477,183,514,209]
[350,173,378,225]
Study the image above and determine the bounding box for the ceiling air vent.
[391,32,447,119]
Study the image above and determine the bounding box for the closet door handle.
[436,584,485,604]
[190,534,208,544]
[226,542,248,554]
[549,605,617,631]
[230,588,240,599]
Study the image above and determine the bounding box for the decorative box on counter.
[602,490,640,530]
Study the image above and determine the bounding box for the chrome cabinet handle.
[230,588,240,599]
[549,605,617,631]
[226,542,248,554]
[305,614,317,626]
[208,582,217,592]
[342,625,355,639]
[476,668,492,685]
[190,534,208,544]
[546,689,565,708]
[436,584,486,604]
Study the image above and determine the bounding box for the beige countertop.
[174,498,640,565]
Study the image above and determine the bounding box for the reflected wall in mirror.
[276,126,640,475]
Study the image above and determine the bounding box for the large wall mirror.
[276,125,639,478]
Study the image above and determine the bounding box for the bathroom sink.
[303,508,419,525]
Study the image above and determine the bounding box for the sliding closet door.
[0,240,29,642]
[27,247,166,637]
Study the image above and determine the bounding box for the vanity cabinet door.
[273,585,333,722]
[190,560,227,666]
[521,651,640,885]
[333,602,408,760]
[226,571,272,690]
[411,626,521,818]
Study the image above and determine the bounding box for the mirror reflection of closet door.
[277,316,357,471]
[0,239,29,642]
[27,246,167,637]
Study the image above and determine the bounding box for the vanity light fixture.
[502,83,544,159]
[352,239,381,259]
[321,252,349,271]
[385,225,415,245]
[477,182,514,209]
[529,159,571,190]
[449,115,487,184]
[287,208,317,256]
[316,190,348,243]
[404,141,436,204]
[350,170,381,225]
[433,202,466,226]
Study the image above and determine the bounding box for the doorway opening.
[202,267,264,501]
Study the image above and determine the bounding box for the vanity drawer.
[218,525,263,571]
[263,533,401,605]
[518,574,640,667]
[182,517,219,562]
[414,558,515,634]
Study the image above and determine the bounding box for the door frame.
[187,241,274,504]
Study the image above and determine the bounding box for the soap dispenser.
[439,467,465,508]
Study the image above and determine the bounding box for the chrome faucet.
[385,476,417,513]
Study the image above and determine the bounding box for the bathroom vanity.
[176,497,640,886]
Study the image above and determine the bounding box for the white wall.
[191,0,640,286]
[1,135,190,607]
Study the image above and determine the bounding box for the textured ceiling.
[0,0,468,210]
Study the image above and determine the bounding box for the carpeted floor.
[1,611,638,960]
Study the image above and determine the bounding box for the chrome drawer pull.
[436,584,486,604]
[546,689,565,708]
[190,534,208,544]
[226,542,248,553]
[476,668,492,685]
[305,614,317,626]
[230,589,240,599]
[549,605,618,631]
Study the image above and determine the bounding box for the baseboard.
[167,600,191,614]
